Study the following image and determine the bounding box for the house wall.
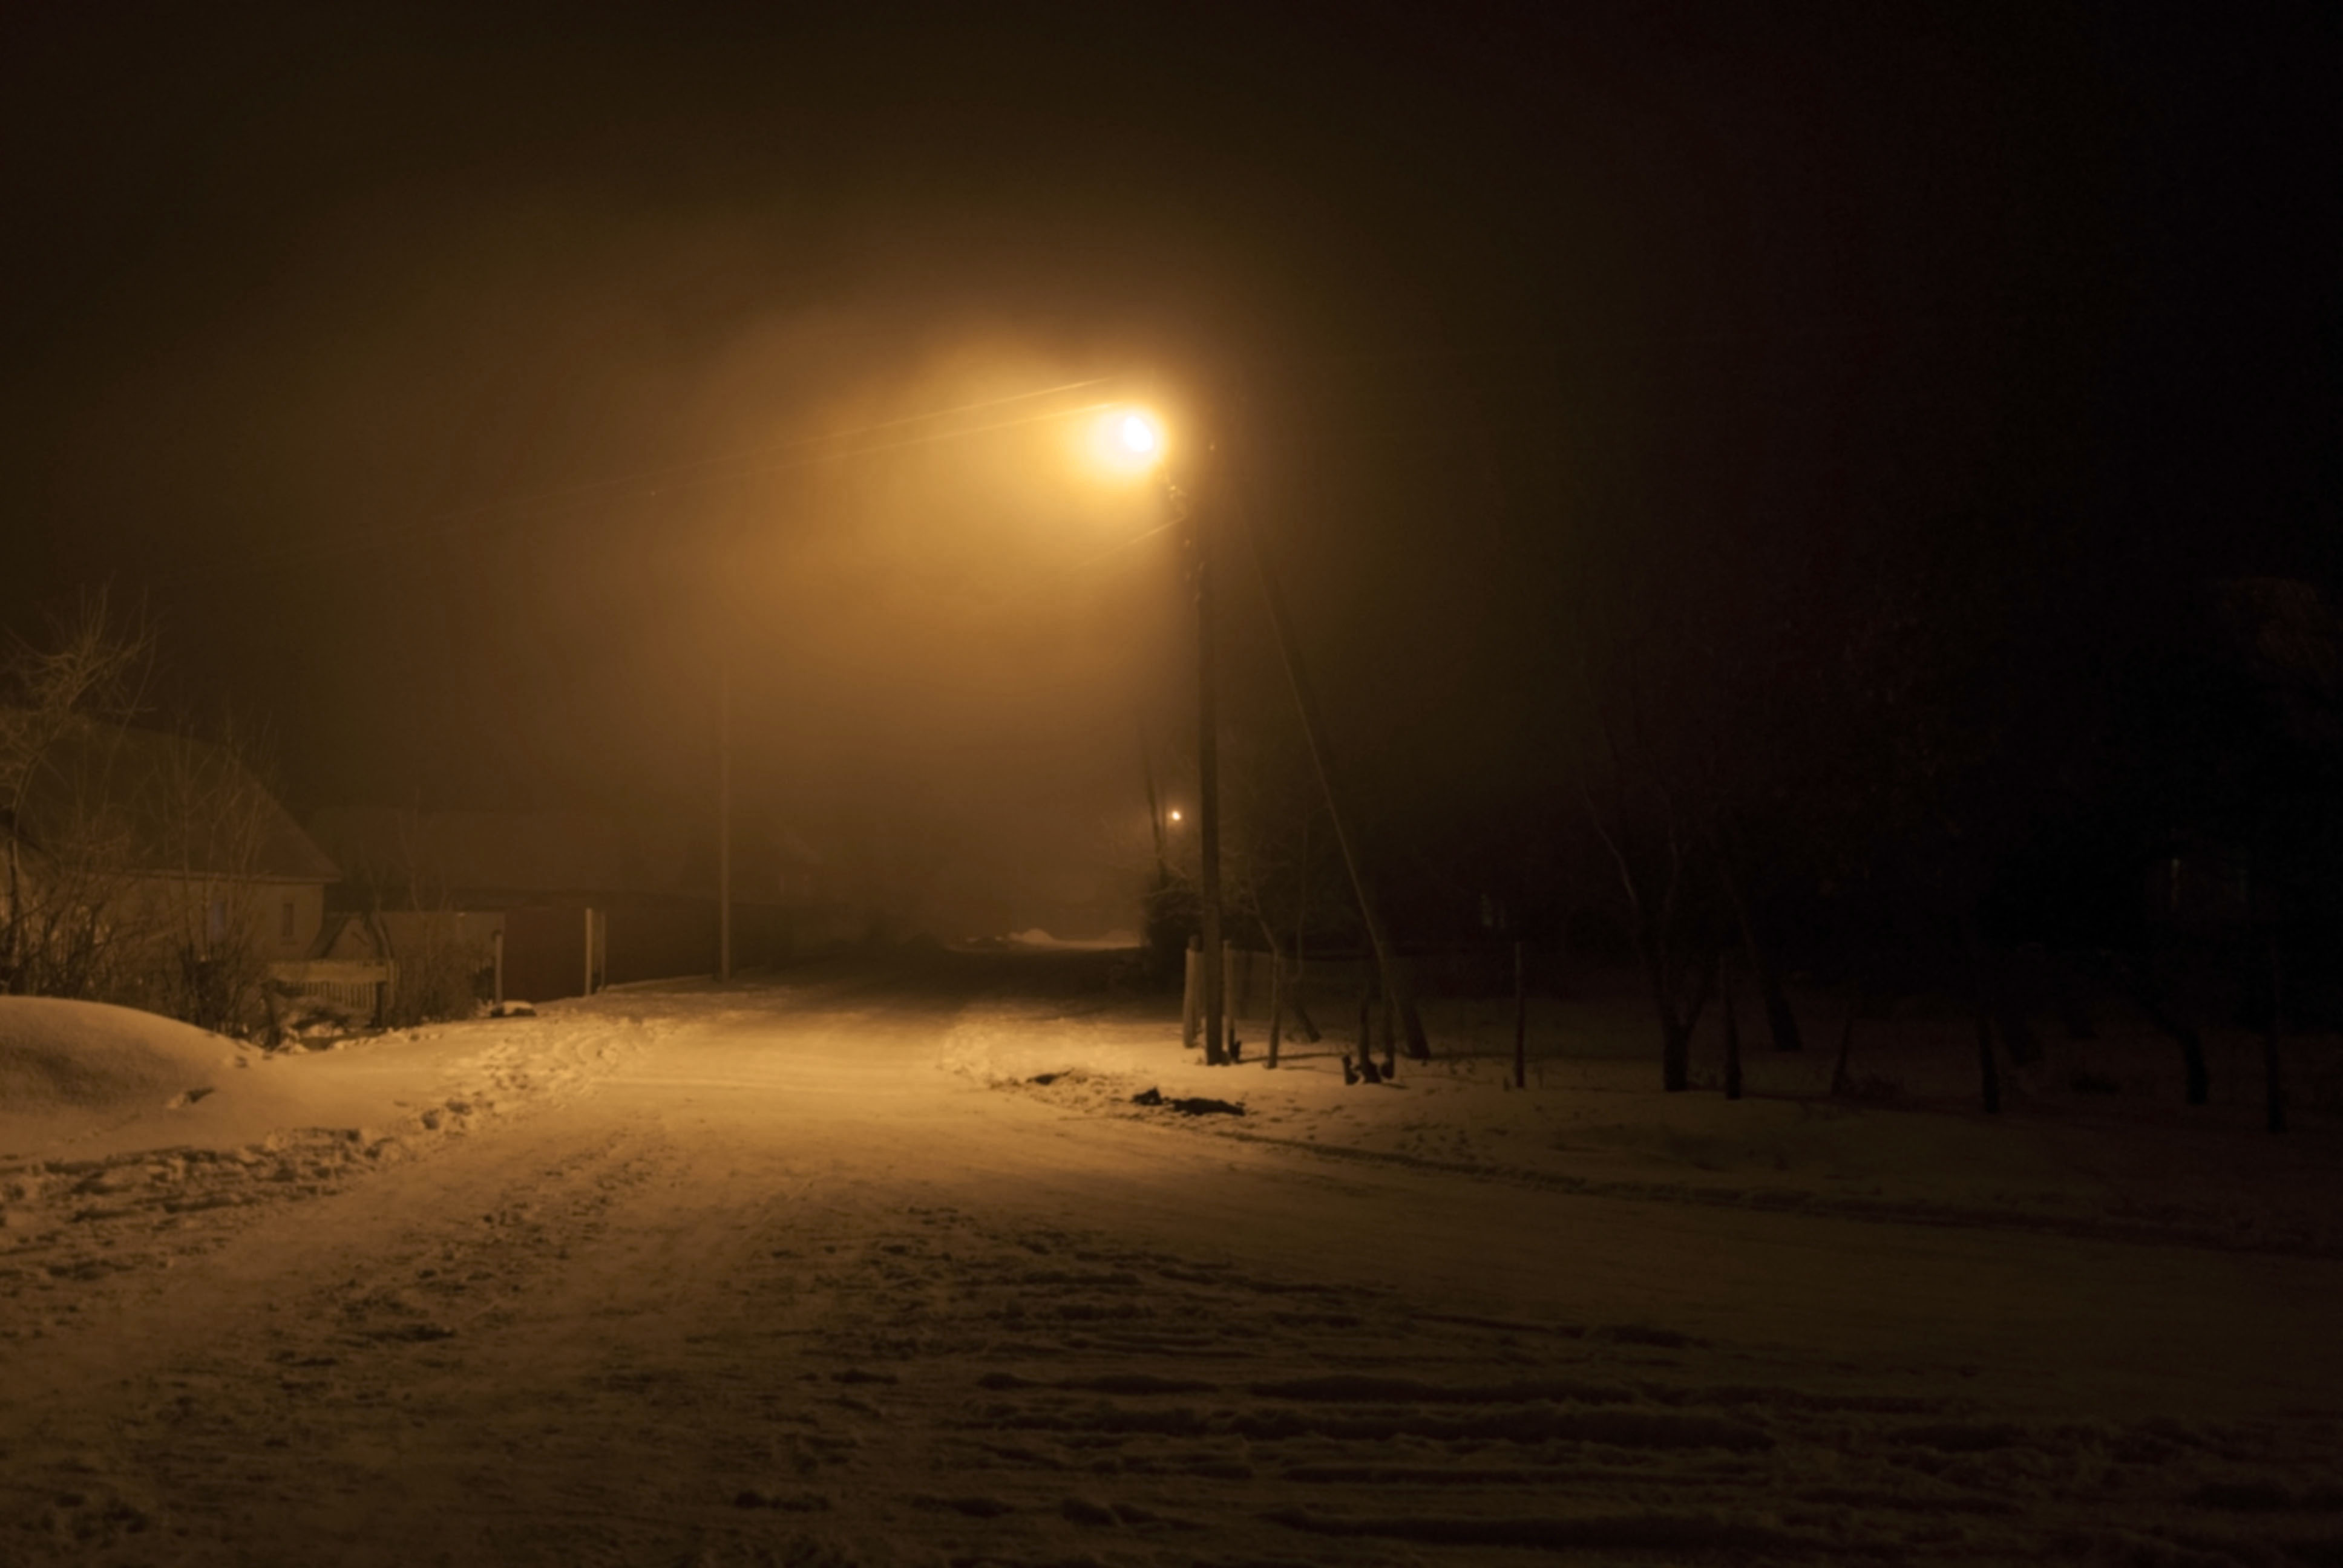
[270,881,327,961]
[122,874,327,962]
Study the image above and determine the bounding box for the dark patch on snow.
[909,1493,1015,1518]
[1129,1087,1244,1116]
[732,1488,832,1511]
[1592,1322,1702,1349]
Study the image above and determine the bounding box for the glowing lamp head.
[1088,406,1167,475]
[1168,809,1182,823]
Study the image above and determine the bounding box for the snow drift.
[0,997,296,1156]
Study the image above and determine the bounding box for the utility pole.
[718,651,733,984]
[1188,474,1227,1066]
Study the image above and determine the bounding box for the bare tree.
[1,591,158,998]
[1579,665,1717,1093]
[4,594,300,1033]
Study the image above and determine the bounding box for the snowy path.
[4,962,2341,1564]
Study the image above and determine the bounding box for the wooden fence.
[267,958,397,1024]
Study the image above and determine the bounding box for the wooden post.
[1266,956,1283,1069]
[492,926,505,1010]
[1224,941,1244,1059]
[718,655,733,984]
[1181,938,1201,1050]
[1512,940,1527,1089]
[1291,817,1319,1043]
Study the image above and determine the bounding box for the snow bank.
[0,997,302,1157]
[945,989,2343,1259]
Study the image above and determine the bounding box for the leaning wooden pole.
[1225,451,1429,1059]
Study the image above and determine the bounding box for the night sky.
[4,3,2335,936]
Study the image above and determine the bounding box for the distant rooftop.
[7,717,338,884]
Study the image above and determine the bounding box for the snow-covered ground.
[3,953,2339,1564]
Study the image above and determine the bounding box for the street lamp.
[1100,396,1430,1068]
[1091,404,1231,1066]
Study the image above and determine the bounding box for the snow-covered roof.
[7,717,338,884]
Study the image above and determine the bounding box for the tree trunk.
[1714,846,1803,1052]
[1720,952,1743,1101]
[2266,935,2287,1134]
[2125,958,2209,1106]
[1643,944,1712,1094]
[1976,947,2043,1067]
[2178,1023,2212,1108]
[1827,995,1858,1097]
[1662,1016,1693,1093]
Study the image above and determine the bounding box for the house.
[2,717,338,1018]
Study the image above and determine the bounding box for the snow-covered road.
[5,958,2340,1564]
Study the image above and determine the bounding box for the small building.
[2,717,338,1019]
